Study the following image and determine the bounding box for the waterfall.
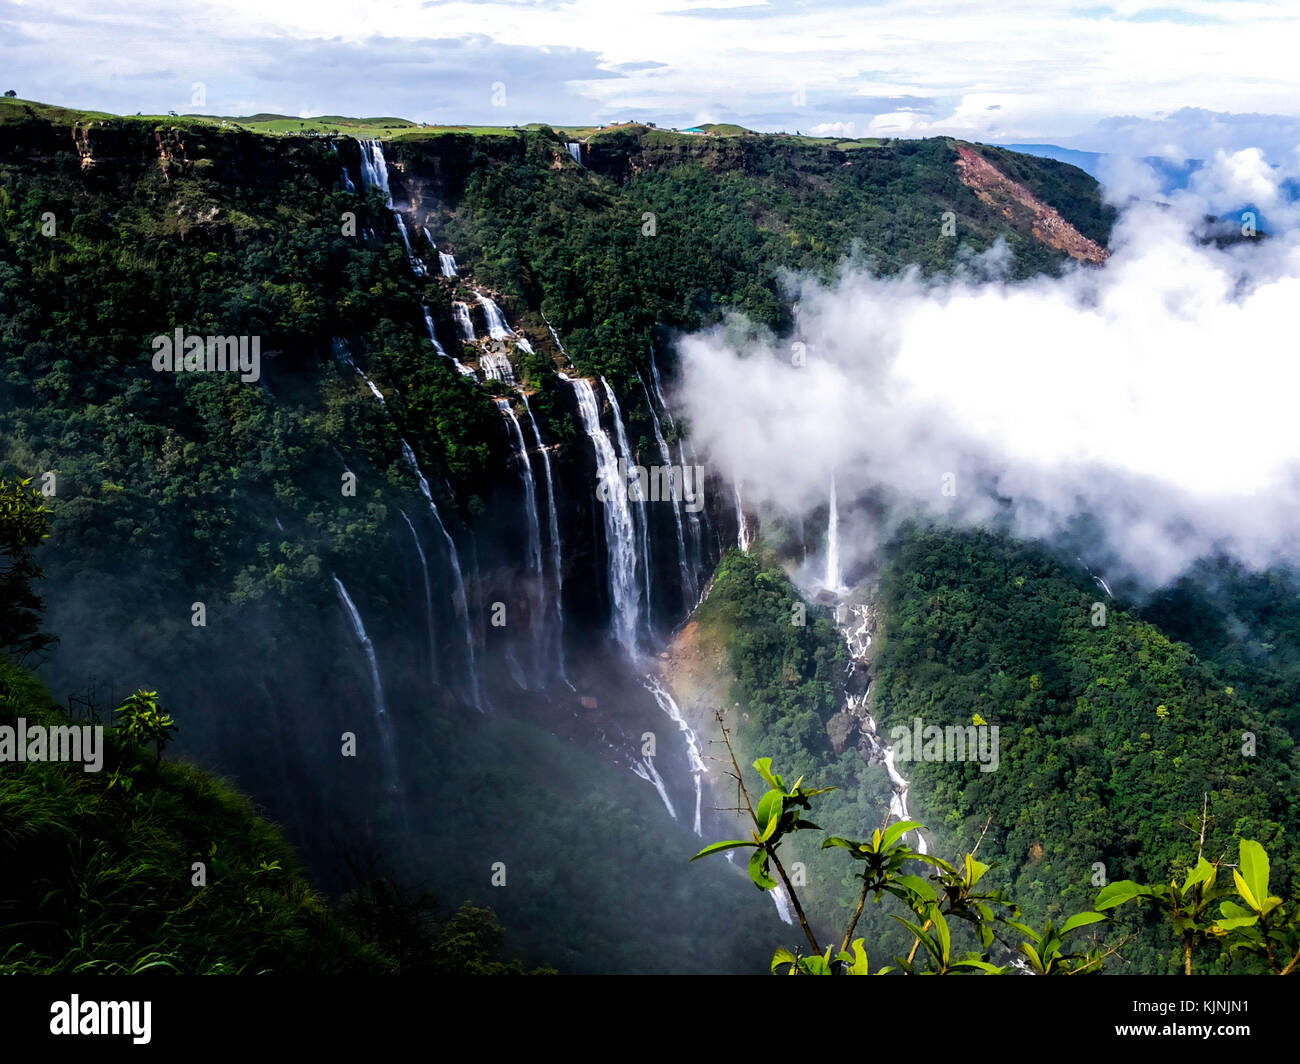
[478,294,512,340]
[422,308,449,358]
[357,139,426,276]
[545,319,567,356]
[440,252,458,278]
[514,336,534,355]
[826,473,840,591]
[643,676,706,836]
[357,139,393,206]
[734,480,750,552]
[402,511,438,686]
[427,494,484,713]
[521,392,568,684]
[641,377,694,607]
[630,756,676,820]
[770,884,795,925]
[334,339,483,712]
[566,375,640,656]
[567,142,581,164]
[604,378,652,637]
[481,351,516,385]
[453,302,476,342]
[340,166,356,194]
[332,576,400,797]
[495,398,545,679]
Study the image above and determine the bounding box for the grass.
[0,661,390,974]
[0,96,896,151]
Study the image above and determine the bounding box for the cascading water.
[357,139,426,276]
[630,755,676,819]
[440,252,458,278]
[825,473,841,591]
[604,378,652,637]
[566,374,640,657]
[521,392,569,685]
[647,347,705,586]
[478,294,512,340]
[640,377,694,607]
[481,351,516,385]
[453,302,476,342]
[334,340,484,712]
[567,142,581,164]
[495,398,545,680]
[643,676,706,836]
[422,308,449,358]
[402,510,438,686]
[333,576,401,800]
[734,481,750,553]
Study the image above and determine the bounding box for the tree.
[4,90,16,98]
[0,476,55,660]
[113,689,177,762]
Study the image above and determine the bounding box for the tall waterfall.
[334,340,483,712]
[357,139,426,276]
[333,576,400,797]
[402,510,438,686]
[567,142,582,164]
[631,756,676,820]
[825,473,840,591]
[734,481,750,553]
[358,139,393,206]
[648,346,703,585]
[452,302,475,342]
[604,378,652,637]
[439,252,458,278]
[641,377,694,606]
[478,294,512,340]
[427,492,484,713]
[481,351,516,385]
[566,375,640,656]
[496,398,545,678]
[643,676,706,836]
[521,392,568,683]
[422,308,449,358]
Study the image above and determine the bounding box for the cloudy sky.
[3,0,1300,158]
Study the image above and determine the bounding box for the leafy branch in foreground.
[691,725,1292,975]
[1096,839,1300,975]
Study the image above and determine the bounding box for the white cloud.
[674,162,1300,588]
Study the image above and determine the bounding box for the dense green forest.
[5,97,1294,976]
[868,527,1300,973]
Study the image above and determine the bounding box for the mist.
[674,149,1300,589]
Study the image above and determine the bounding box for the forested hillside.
[8,95,1292,976]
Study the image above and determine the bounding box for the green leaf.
[1182,856,1216,891]
[964,853,991,887]
[771,947,798,974]
[931,906,951,967]
[847,939,870,975]
[689,839,756,862]
[895,874,938,903]
[756,789,784,840]
[881,820,920,849]
[1238,840,1269,912]
[1232,868,1261,913]
[1094,880,1148,910]
[1061,911,1107,935]
[753,757,782,790]
[748,848,777,891]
